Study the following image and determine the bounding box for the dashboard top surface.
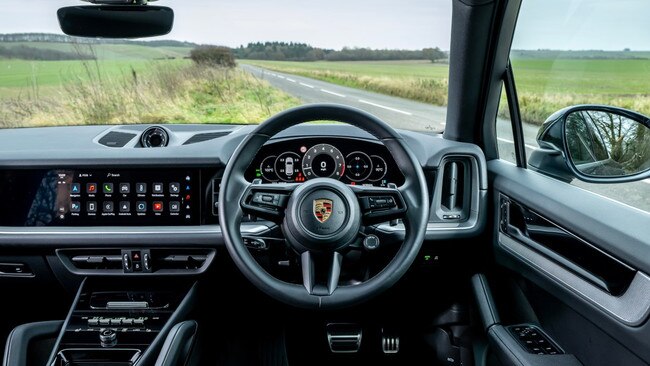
[0,123,481,171]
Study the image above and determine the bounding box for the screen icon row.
[71,183,183,195]
[71,201,180,213]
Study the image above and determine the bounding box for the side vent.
[98,131,137,148]
[432,156,473,222]
[183,131,231,145]
[441,161,464,212]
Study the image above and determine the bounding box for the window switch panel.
[508,324,563,355]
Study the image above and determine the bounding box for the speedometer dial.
[302,144,345,180]
[345,152,372,182]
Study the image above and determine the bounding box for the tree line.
[233,42,446,62]
[0,33,199,48]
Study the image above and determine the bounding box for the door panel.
[488,160,650,364]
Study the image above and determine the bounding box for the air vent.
[441,161,465,212]
[432,157,472,222]
[67,250,123,271]
[183,131,231,145]
[57,248,215,275]
[98,131,136,148]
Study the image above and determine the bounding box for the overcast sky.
[1,0,648,51]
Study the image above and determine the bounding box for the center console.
[48,280,198,366]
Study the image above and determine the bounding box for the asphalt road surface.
[242,64,650,213]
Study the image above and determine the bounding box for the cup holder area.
[54,348,141,366]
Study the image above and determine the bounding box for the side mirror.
[529,105,650,183]
[57,5,174,39]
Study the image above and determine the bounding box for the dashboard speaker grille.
[183,131,231,145]
[98,131,137,148]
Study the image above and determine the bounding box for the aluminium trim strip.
[499,233,650,327]
[0,225,269,236]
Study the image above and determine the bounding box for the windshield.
[0,0,451,132]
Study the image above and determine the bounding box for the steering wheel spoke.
[350,185,407,225]
[240,183,298,223]
[301,251,343,296]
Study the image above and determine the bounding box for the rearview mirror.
[57,5,174,39]
[529,105,650,183]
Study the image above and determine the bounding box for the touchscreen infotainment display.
[0,169,200,226]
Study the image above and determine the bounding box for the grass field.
[0,41,194,98]
[242,58,650,124]
[0,58,299,127]
[2,41,650,127]
[0,59,190,98]
[0,41,302,127]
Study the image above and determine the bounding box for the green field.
[242,58,650,124]
[243,60,449,78]
[0,41,194,98]
[2,41,650,127]
[0,59,191,97]
[0,42,298,127]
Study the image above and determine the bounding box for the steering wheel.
[219,104,429,309]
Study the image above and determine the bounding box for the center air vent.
[183,131,231,145]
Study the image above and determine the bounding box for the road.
[242,64,650,213]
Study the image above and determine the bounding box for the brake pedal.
[382,328,400,354]
[326,323,362,353]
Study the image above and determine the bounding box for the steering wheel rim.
[219,104,429,309]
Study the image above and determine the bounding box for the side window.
[509,0,650,213]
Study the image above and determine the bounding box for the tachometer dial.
[259,155,278,182]
[345,152,372,182]
[275,152,302,182]
[368,155,388,182]
[302,144,345,180]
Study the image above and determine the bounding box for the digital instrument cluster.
[246,138,404,187]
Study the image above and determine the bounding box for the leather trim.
[3,320,63,366]
[155,321,198,366]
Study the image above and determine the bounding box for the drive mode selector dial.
[302,144,345,180]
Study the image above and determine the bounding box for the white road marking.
[299,82,315,88]
[320,89,346,98]
[497,137,537,150]
[286,78,296,83]
[643,179,650,185]
[358,99,413,116]
[277,75,285,79]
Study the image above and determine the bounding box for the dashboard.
[0,123,487,242]
[245,137,405,187]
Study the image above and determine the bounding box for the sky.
[0,0,648,51]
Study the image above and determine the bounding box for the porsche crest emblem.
[313,199,333,223]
